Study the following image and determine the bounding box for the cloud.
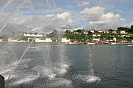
[10,18,26,25]
[0,0,131,34]
[56,12,71,19]
[78,2,90,7]
[45,12,71,20]
[1,11,75,34]
[44,12,74,30]
[80,6,105,21]
[80,6,124,30]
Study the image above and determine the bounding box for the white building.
[112,30,117,34]
[35,38,52,42]
[45,38,52,42]
[8,38,18,42]
[120,30,126,34]
[62,38,70,43]
[113,38,117,41]
[93,38,100,41]
[90,29,95,33]
[92,34,96,37]
[103,30,109,33]
[0,39,3,42]
[97,34,101,36]
[98,30,103,33]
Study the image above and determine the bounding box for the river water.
[0,43,133,88]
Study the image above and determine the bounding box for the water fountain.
[73,44,101,85]
[0,0,101,88]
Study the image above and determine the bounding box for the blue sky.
[0,0,133,34]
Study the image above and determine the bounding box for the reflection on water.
[0,44,133,88]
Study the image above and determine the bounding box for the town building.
[8,38,18,42]
[120,30,126,34]
[0,39,3,42]
[35,38,52,42]
[90,29,95,33]
[103,30,109,33]
[62,38,70,43]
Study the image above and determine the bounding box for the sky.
[0,0,133,34]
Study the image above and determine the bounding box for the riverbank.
[64,42,133,45]
[0,42,133,45]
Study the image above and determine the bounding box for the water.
[0,43,133,88]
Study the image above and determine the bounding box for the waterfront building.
[0,39,3,42]
[62,38,70,43]
[35,38,52,42]
[8,38,18,42]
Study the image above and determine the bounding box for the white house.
[103,30,109,33]
[0,39,3,42]
[97,34,101,36]
[98,30,103,33]
[90,29,95,33]
[120,30,126,34]
[8,38,18,42]
[62,38,70,43]
[35,38,52,42]
[45,38,52,42]
[112,30,117,34]
[35,38,45,42]
[93,38,100,41]
[92,34,96,37]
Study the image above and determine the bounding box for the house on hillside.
[90,29,95,33]
[120,30,126,34]
[103,30,109,33]
[112,30,117,34]
[98,30,103,33]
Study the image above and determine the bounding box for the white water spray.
[0,0,15,15]
[0,0,37,33]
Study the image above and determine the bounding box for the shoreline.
[0,42,133,45]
